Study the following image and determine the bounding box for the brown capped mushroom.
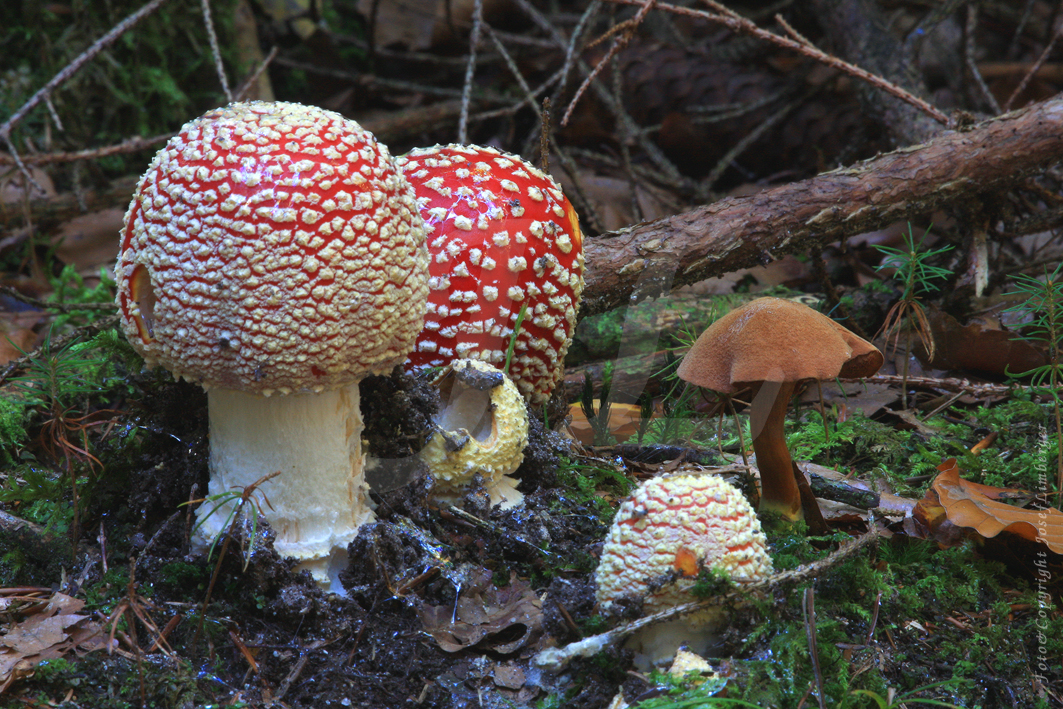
[676,297,882,521]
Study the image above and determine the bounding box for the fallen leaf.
[909,458,1063,553]
[0,593,110,693]
[915,306,1049,377]
[50,207,124,275]
[419,567,543,654]
[492,661,525,690]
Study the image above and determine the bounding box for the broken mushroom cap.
[595,474,772,666]
[676,297,882,520]
[397,144,584,405]
[420,358,529,509]
[115,101,429,590]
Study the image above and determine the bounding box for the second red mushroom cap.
[399,144,584,405]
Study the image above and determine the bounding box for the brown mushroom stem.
[749,381,803,520]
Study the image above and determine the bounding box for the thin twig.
[470,67,563,121]
[0,0,172,181]
[602,0,949,126]
[508,0,687,185]
[459,0,485,143]
[0,134,172,166]
[485,24,537,116]
[557,0,602,97]
[1004,0,1063,111]
[234,46,279,102]
[803,587,826,709]
[534,529,881,670]
[272,57,496,101]
[965,5,1000,115]
[561,0,657,127]
[697,88,804,200]
[0,285,118,313]
[199,0,232,101]
[773,11,948,124]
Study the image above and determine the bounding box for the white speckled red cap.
[595,474,772,614]
[115,101,429,394]
[397,144,584,405]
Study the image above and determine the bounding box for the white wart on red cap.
[595,474,772,615]
[398,144,584,405]
[116,101,428,395]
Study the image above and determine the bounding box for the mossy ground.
[0,324,1060,707]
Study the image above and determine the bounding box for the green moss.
[554,457,635,527]
[1,0,242,179]
[19,654,199,708]
[0,395,27,465]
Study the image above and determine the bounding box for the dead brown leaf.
[0,593,111,693]
[915,306,1049,377]
[419,568,543,654]
[908,458,1063,553]
[50,207,124,275]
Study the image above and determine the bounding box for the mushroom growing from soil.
[115,101,428,590]
[397,144,584,405]
[676,297,883,520]
[420,358,528,508]
[595,474,773,667]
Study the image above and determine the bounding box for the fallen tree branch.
[580,96,1063,318]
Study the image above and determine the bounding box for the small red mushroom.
[397,144,584,405]
[595,473,773,666]
[115,101,429,590]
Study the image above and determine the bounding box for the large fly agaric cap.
[115,101,428,394]
[595,474,772,614]
[676,297,883,392]
[398,144,584,405]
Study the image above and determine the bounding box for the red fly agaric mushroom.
[115,101,429,590]
[595,474,772,666]
[676,297,883,521]
[420,359,528,508]
[397,144,584,405]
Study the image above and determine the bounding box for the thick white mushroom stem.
[749,380,803,521]
[196,385,374,593]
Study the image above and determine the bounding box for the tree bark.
[580,96,1063,318]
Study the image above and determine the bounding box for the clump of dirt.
[360,366,438,460]
[121,376,209,528]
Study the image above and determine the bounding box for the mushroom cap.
[397,144,584,405]
[595,474,772,615]
[420,358,529,507]
[676,297,883,393]
[116,101,429,394]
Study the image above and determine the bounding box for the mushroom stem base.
[196,385,374,593]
